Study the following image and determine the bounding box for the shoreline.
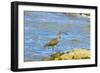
[42,48,90,61]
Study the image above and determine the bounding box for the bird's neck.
[58,35,61,40]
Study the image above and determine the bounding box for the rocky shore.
[42,48,90,61]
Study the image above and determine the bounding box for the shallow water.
[24,11,90,61]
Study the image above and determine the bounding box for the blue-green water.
[24,11,90,61]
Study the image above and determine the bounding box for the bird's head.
[57,32,61,39]
[57,31,68,39]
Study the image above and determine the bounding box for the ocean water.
[24,11,90,61]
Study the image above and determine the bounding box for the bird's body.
[44,38,59,48]
[44,32,61,51]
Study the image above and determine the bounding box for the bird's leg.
[55,45,59,52]
[56,45,61,52]
[55,46,57,52]
[52,46,55,53]
[54,46,58,53]
[53,46,56,52]
[52,46,54,53]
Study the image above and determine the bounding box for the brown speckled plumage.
[44,32,61,48]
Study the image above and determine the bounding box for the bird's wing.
[48,38,58,44]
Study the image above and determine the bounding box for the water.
[24,11,90,61]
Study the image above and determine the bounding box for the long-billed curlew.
[44,32,61,51]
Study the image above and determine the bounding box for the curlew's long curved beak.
[62,32,68,35]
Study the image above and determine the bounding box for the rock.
[61,48,90,60]
[42,48,90,61]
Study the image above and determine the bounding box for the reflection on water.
[24,11,90,61]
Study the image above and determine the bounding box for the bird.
[44,32,61,51]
